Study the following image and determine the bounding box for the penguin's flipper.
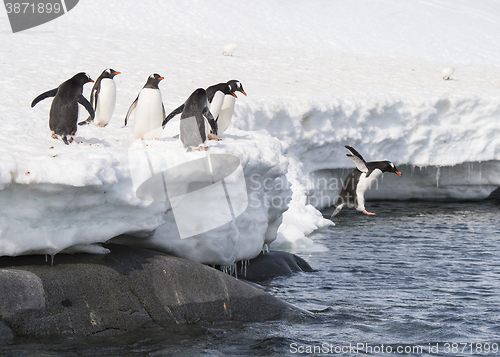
[31,88,58,107]
[162,103,185,127]
[203,105,218,136]
[330,203,345,218]
[345,145,368,172]
[124,96,138,126]
[78,117,93,126]
[90,81,100,110]
[78,95,95,120]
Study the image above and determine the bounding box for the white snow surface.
[0,0,499,261]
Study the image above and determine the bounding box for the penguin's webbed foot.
[51,133,58,139]
[362,210,376,216]
[208,134,221,141]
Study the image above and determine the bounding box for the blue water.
[2,197,500,356]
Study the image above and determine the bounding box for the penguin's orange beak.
[395,170,402,176]
[241,90,247,96]
[231,92,237,98]
[114,71,121,75]
[90,79,94,82]
[159,77,164,80]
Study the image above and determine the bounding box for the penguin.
[209,80,246,138]
[178,88,217,151]
[124,73,166,140]
[162,83,232,131]
[205,82,236,137]
[78,68,120,127]
[31,72,94,145]
[331,145,402,217]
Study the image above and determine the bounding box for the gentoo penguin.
[31,72,94,145]
[331,145,402,217]
[79,68,120,126]
[178,88,217,151]
[205,82,236,137]
[124,73,166,140]
[209,80,246,138]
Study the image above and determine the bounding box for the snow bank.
[1,0,499,260]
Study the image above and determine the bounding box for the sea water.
[1,197,500,356]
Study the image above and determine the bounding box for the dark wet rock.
[0,245,301,339]
[235,251,316,282]
[487,186,500,200]
[0,321,14,342]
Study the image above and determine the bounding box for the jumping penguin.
[178,88,218,151]
[79,68,120,127]
[124,73,166,140]
[331,145,402,217]
[31,72,94,145]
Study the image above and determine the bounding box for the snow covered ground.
[0,0,499,262]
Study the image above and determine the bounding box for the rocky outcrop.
[0,244,303,340]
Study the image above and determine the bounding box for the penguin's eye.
[106,69,111,74]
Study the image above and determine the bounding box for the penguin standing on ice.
[124,73,166,140]
[79,68,120,127]
[162,80,246,139]
[31,72,94,145]
[331,145,402,217]
[178,88,218,151]
[207,80,246,138]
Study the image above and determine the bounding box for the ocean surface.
[2,195,500,357]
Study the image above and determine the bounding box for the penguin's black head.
[380,161,402,176]
[72,72,94,85]
[227,80,247,96]
[144,73,164,89]
[104,68,121,78]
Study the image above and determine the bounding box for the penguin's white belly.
[355,169,383,211]
[134,88,163,140]
[216,95,236,137]
[95,79,116,126]
[180,115,205,150]
[209,91,225,119]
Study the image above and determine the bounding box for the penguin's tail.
[62,135,70,145]
[78,117,93,126]
[330,204,344,218]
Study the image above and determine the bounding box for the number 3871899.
[5,2,62,14]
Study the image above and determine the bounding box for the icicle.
[240,260,249,278]
[45,254,48,263]
[263,243,270,253]
[436,166,440,188]
[411,165,415,175]
[479,161,482,184]
[468,162,471,183]
[50,254,54,266]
